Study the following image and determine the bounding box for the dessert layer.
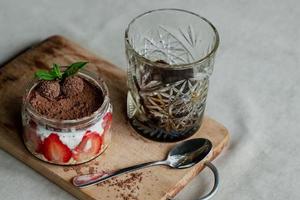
[30,76,103,120]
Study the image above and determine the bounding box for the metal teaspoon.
[73,138,219,200]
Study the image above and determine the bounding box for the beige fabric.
[0,0,299,199]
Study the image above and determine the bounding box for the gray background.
[0,0,299,199]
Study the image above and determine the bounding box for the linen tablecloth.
[0,0,299,199]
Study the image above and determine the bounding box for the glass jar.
[22,69,112,165]
[125,9,219,142]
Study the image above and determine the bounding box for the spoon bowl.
[167,138,212,169]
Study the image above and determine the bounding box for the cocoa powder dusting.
[63,163,93,176]
[63,168,69,172]
[29,75,103,120]
[89,167,95,174]
[37,80,60,99]
[63,163,154,200]
[96,172,144,200]
[61,76,84,97]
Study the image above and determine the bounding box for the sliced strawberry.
[102,112,112,135]
[42,133,72,163]
[24,121,43,153]
[73,131,102,162]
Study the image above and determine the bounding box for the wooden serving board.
[0,35,229,200]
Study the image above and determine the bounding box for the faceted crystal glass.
[125,9,219,142]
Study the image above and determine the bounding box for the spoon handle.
[73,160,167,188]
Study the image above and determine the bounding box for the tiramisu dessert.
[22,62,112,165]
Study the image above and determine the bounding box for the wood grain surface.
[0,35,229,200]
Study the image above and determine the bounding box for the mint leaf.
[51,63,62,79]
[35,70,57,80]
[34,61,87,81]
[62,61,88,79]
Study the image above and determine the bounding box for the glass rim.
[23,68,110,126]
[125,8,220,69]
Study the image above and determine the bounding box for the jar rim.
[124,8,220,70]
[23,69,110,126]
